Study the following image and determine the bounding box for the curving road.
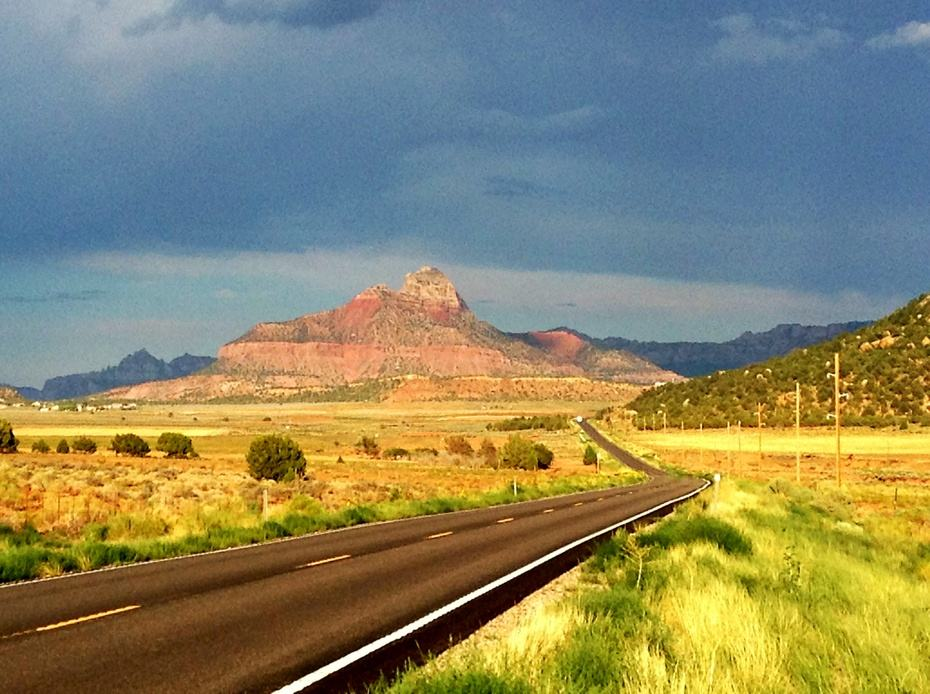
[0,424,706,693]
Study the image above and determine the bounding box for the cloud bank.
[126,0,384,35]
[712,14,847,64]
[867,21,930,49]
[78,248,901,339]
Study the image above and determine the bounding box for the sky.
[2,1,930,387]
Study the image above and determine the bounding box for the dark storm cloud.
[126,0,384,35]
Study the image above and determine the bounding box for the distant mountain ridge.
[585,322,870,377]
[112,267,679,401]
[627,294,930,427]
[18,350,216,401]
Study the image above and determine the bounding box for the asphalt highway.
[0,425,706,693]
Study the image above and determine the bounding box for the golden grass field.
[0,400,619,537]
[616,425,930,484]
[604,423,930,544]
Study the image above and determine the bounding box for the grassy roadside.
[384,476,930,692]
[0,470,642,583]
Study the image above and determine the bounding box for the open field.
[0,400,639,581]
[609,425,930,486]
[387,472,930,693]
[603,424,930,544]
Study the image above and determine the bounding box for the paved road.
[0,425,706,693]
[577,419,665,477]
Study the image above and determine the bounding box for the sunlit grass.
[388,472,930,693]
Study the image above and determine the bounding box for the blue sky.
[3,1,929,386]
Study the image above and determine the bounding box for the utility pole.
[737,420,742,473]
[756,403,763,466]
[834,351,842,486]
[795,381,801,484]
[699,421,704,468]
[662,411,667,433]
[726,421,732,471]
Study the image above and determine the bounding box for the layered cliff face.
[109,267,679,401]
[215,267,678,388]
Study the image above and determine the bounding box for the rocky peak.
[399,266,468,311]
[356,283,392,297]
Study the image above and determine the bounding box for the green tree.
[0,420,18,454]
[533,443,554,470]
[56,439,70,454]
[247,434,307,481]
[111,433,150,457]
[156,432,195,459]
[355,436,380,458]
[382,447,410,460]
[583,444,598,466]
[71,436,97,454]
[478,438,497,467]
[445,435,474,457]
[498,434,539,470]
[31,439,50,454]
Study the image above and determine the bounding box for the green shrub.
[478,438,497,466]
[110,433,150,457]
[56,439,70,454]
[498,434,539,470]
[383,447,410,460]
[355,435,380,457]
[156,432,195,458]
[488,415,570,431]
[445,435,474,457]
[71,436,97,454]
[31,439,50,454]
[0,420,18,454]
[583,444,598,466]
[533,443,554,470]
[247,434,307,481]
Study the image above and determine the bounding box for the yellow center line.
[33,605,141,634]
[300,554,352,568]
[427,531,454,539]
[573,502,584,507]
[596,497,605,502]
[542,508,554,514]
[496,517,515,524]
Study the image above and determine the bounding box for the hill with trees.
[0,386,24,405]
[627,293,930,428]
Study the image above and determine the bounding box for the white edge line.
[274,479,711,693]
[0,481,654,591]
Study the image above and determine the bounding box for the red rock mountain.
[218,267,675,385]
[112,267,679,400]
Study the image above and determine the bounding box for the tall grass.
[0,472,640,583]
[387,478,930,693]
